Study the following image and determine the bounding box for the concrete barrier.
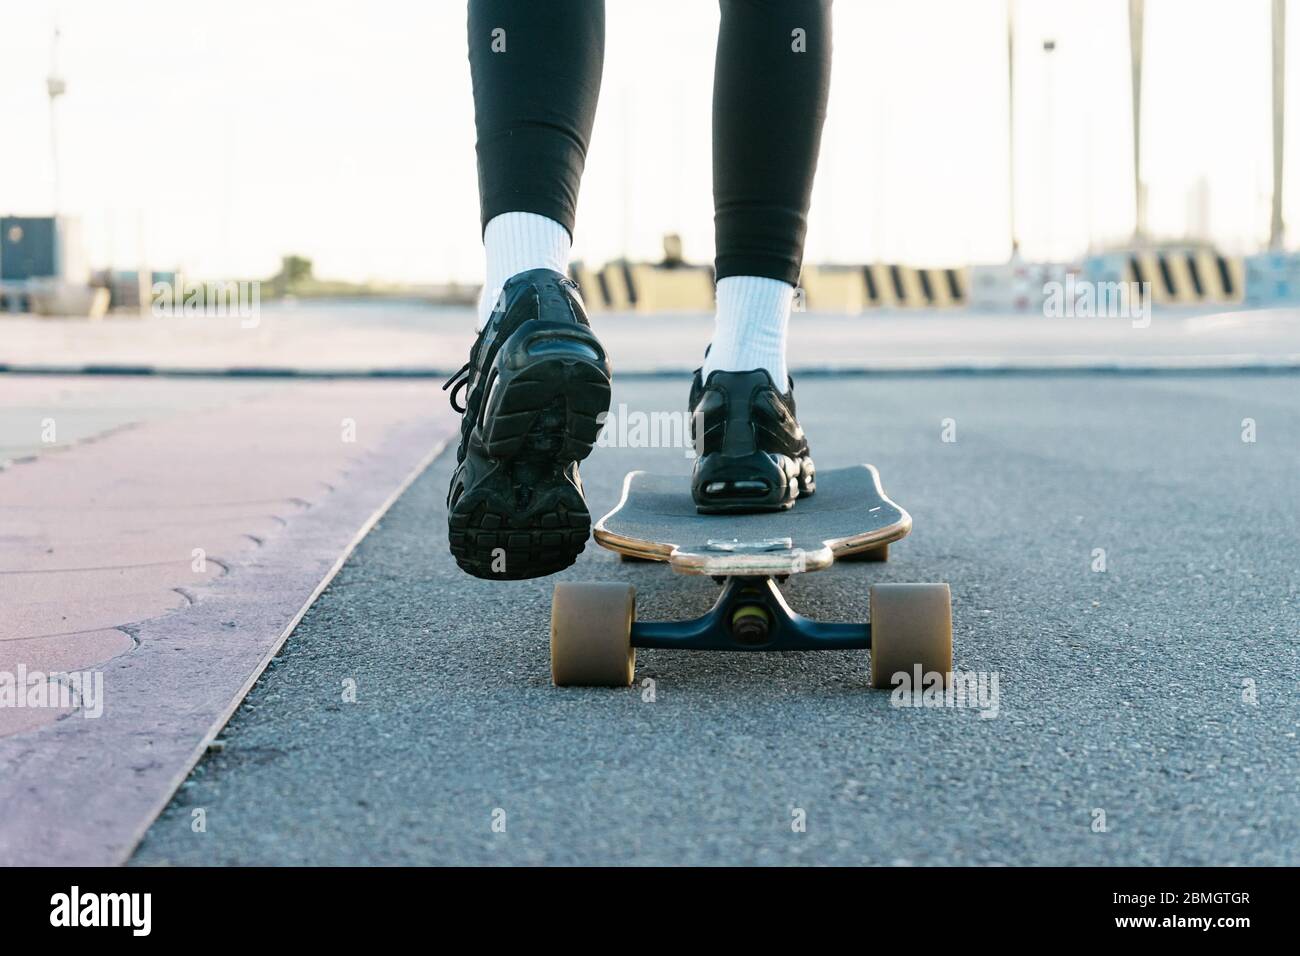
[797,264,969,311]
[576,257,992,314]
[569,261,627,312]
[27,279,111,319]
[1244,252,1300,304]
[1104,249,1245,305]
[575,260,713,312]
[862,264,967,308]
[568,262,604,310]
[969,262,1076,312]
[627,263,714,312]
[798,265,868,311]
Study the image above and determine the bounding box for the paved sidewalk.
[3,302,1298,375]
[0,376,453,864]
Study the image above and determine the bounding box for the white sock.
[478,212,572,331]
[702,275,793,389]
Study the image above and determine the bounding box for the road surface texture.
[133,372,1299,866]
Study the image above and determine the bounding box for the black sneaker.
[444,268,611,579]
[688,368,816,513]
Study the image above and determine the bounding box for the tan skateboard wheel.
[551,582,636,687]
[843,542,889,562]
[868,583,952,690]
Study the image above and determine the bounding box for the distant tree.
[278,255,314,284]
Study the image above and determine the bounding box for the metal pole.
[1007,0,1019,259]
[620,85,632,262]
[47,25,66,216]
[1270,0,1287,250]
[1129,0,1146,242]
[1043,38,1056,260]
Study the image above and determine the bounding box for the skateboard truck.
[551,575,950,688]
[630,576,870,652]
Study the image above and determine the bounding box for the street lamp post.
[47,25,67,215]
[1007,0,1019,259]
[1129,0,1146,243]
[1043,38,1057,261]
[1270,0,1287,251]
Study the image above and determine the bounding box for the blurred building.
[0,215,106,317]
[0,216,88,283]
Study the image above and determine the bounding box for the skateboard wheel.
[551,582,636,687]
[868,583,952,690]
[844,543,889,563]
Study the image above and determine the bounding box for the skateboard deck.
[593,464,911,577]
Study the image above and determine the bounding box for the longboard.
[549,463,950,690]
[593,464,911,576]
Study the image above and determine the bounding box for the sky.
[0,0,1294,283]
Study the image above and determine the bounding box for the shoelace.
[441,362,471,414]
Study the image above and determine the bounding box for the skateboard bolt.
[731,605,771,645]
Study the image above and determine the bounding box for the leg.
[706,0,832,385]
[468,0,605,327]
[713,0,832,291]
[690,0,831,513]
[448,1,612,580]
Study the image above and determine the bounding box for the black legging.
[468,0,832,287]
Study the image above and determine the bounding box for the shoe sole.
[448,321,611,579]
[448,470,594,580]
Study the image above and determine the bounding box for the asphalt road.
[133,373,1299,865]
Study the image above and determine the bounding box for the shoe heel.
[481,322,612,462]
[692,450,800,514]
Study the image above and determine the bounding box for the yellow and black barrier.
[863,264,968,309]
[573,247,1245,313]
[798,264,968,310]
[574,260,970,313]
[571,261,713,312]
[797,266,867,311]
[1122,250,1244,305]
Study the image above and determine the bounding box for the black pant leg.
[468,0,606,238]
[713,0,832,285]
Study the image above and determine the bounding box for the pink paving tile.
[4,591,190,642]
[0,377,453,864]
[0,629,132,735]
[0,514,291,570]
[0,561,224,606]
[0,689,75,737]
[0,628,136,673]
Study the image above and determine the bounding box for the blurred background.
[0,0,1296,366]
